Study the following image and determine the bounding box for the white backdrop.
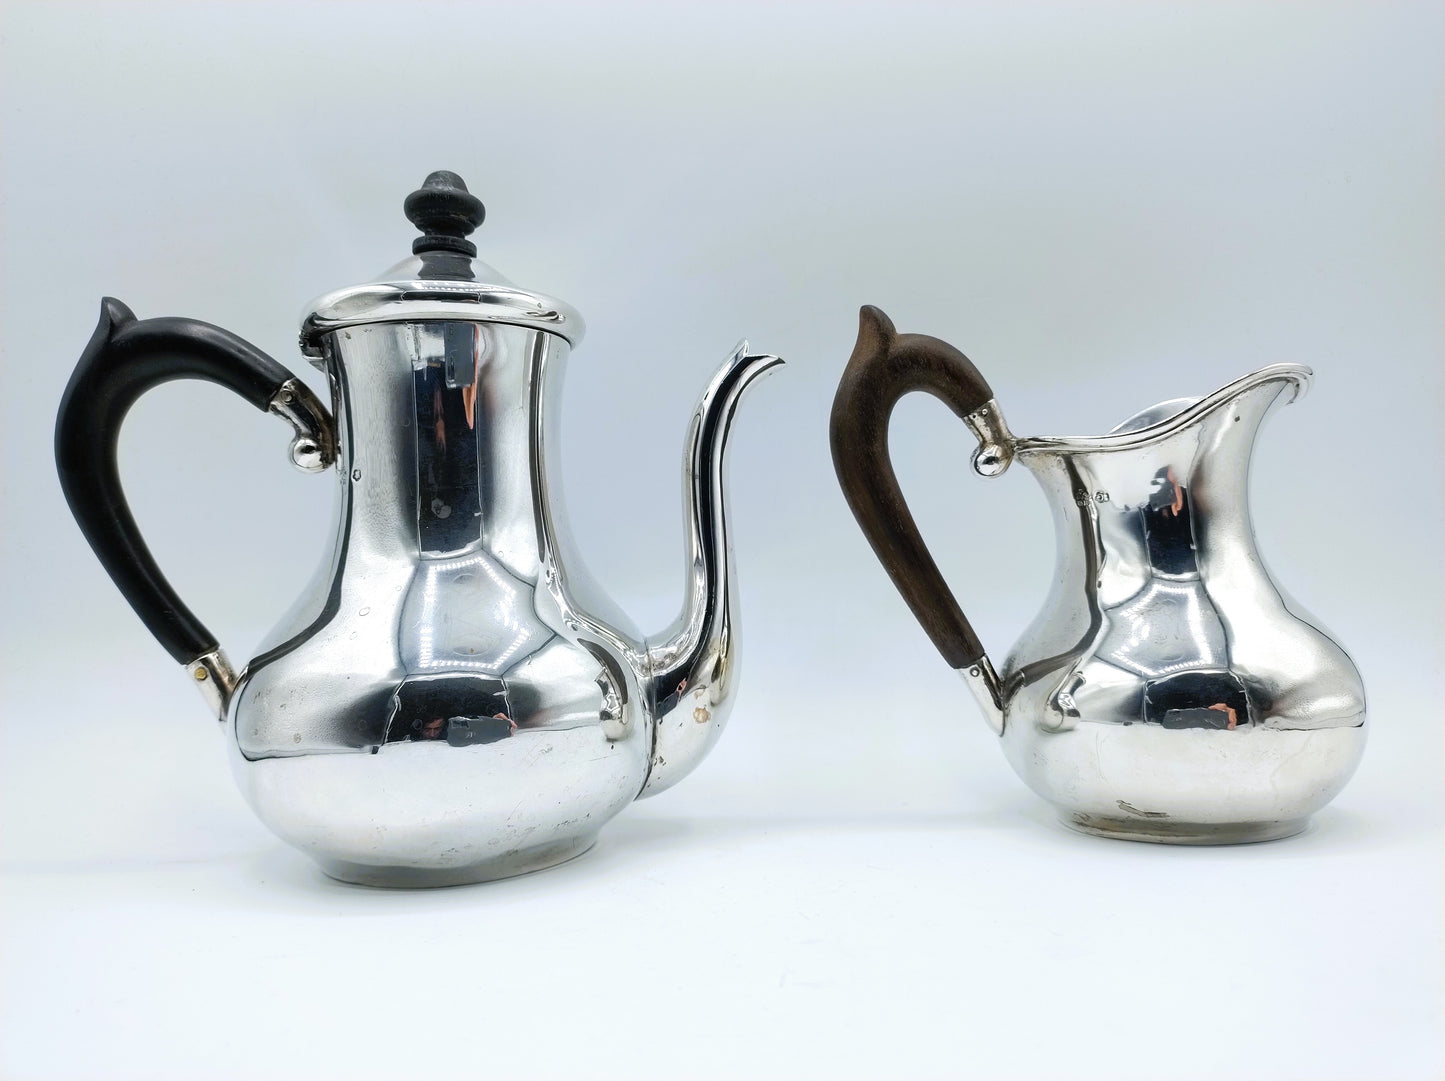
[2,3,1441,1079]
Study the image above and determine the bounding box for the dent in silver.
[969,364,1364,842]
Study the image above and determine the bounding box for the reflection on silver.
[267,378,337,473]
[1094,577,1229,678]
[963,399,1014,478]
[958,364,1366,843]
[77,175,779,886]
[642,344,785,795]
[227,316,780,885]
[400,552,547,674]
[187,648,238,721]
[958,656,1004,736]
[299,254,585,356]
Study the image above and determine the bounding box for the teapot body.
[995,368,1366,842]
[227,319,651,885]
[57,172,779,886]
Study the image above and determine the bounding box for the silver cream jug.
[831,306,1365,843]
[56,172,781,885]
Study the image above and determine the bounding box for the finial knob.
[404,171,485,257]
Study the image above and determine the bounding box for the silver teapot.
[831,306,1365,844]
[56,172,781,885]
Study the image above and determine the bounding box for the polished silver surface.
[641,344,785,796]
[963,399,1014,478]
[300,254,585,357]
[187,648,239,721]
[963,364,1366,843]
[227,317,779,885]
[70,175,778,886]
[957,656,1004,737]
[268,378,337,472]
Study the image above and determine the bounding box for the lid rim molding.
[299,283,586,357]
[298,172,584,359]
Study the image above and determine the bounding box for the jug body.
[831,306,1365,844]
[995,368,1365,842]
[229,319,651,886]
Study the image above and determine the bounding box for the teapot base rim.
[314,831,600,888]
[1060,812,1310,846]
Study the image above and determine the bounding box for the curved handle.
[55,298,336,715]
[829,306,1014,729]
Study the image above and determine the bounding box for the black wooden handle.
[55,298,303,664]
[829,305,996,669]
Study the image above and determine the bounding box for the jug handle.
[829,305,1012,734]
[55,298,336,719]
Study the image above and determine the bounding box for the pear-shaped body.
[830,306,1365,844]
[998,366,1366,842]
[55,173,779,886]
[228,316,778,885]
[229,320,650,884]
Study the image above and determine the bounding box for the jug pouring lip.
[1011,362,1312,458]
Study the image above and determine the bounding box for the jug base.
[1062,813,1309,846]
[315,832,599,888]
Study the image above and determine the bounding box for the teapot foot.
[315,831,600,888]
[1061,812,1310,846]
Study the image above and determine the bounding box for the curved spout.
[638,342,783,797]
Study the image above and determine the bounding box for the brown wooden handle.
[829,305,996,669]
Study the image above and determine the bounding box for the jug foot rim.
[314,832,600,888]
[1060,812,1310,846]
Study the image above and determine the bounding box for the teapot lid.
[299,171,584,358]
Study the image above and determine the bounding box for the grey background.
[2,2,1441,1079]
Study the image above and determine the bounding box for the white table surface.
[3,652,1439,1081]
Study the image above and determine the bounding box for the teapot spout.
[638,342,783,797]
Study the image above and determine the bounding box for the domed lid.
[299,171,584,358]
